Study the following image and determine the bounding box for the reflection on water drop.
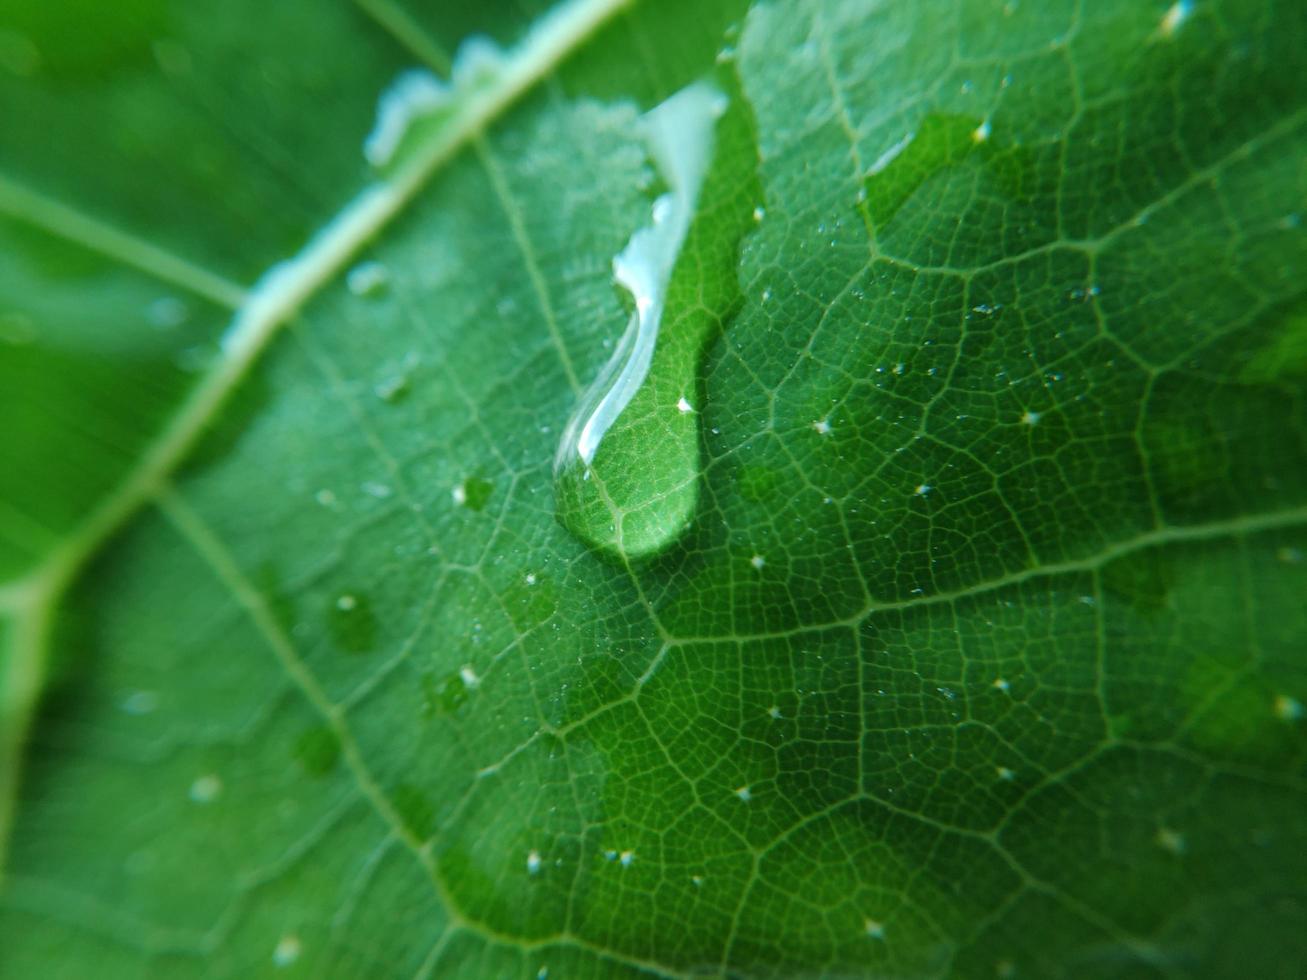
[553,81,725,559]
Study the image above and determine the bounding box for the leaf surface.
[2,0,1306,977]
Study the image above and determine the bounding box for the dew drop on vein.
[553,81,726,559]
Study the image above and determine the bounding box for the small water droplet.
[348,261,390,297]
[147,296,189,328]
[272,935,302,968]
[452,35,505,88]
[120,690,159,715]
[451,476,494,511]
[189,774,222,804]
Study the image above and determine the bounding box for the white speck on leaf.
[676,395,694,414]
[812,418,832,435]
[189,774,222,804]
[527,850,542,874]
[734,785,752,802]
[459,665,480,689]
[750,554,766,570]
[619,850,635,867]
[336,594,357,611]
[273,934,301,968]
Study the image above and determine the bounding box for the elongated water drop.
[554,81,726,559]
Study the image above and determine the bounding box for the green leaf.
[3,0,1306,976]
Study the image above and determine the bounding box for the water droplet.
[450,476,494,511]
[273,934,302,968]
[553,82,723,559]
[147,296,189,328]
[120,689,159,715]
[327,591,377,654]
[363,69,451,168]
[1155,826,1186,854]
[189,773,222,804]
[422,670,470,717]
[452,35,505,88]
[1275,694,1303,721]
[391,783,435,840]
[348,261,390,297]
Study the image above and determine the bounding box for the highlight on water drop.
[553,80,726,559]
